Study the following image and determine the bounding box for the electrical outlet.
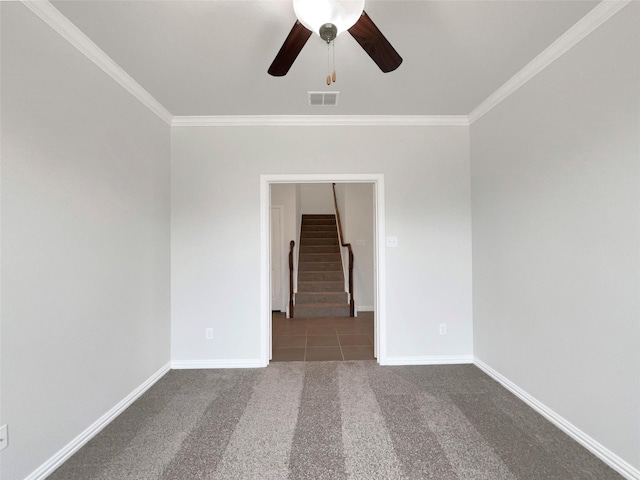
[386,236,398,248]
[205,328,213,340]
[0,424,8,451]
[439,323,447,335]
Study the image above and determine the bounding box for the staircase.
[295,215,351,318]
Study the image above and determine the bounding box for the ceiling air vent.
[308,91,339,107]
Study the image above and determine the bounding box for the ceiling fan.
[268,0,402,78]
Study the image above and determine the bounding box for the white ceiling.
[50,0,600,117]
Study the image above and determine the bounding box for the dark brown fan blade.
[268,21,312,76]
[348,11,402,73]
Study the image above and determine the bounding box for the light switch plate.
[386,236,398,248]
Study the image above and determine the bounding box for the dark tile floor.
[271,311,375,362]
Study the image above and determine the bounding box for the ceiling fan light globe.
[293,0,365,36]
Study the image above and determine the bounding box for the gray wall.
[342,183,375,310]
[471,3,639,469]
[1,4,171,478]
[270,183,297,311]
[171,125,473,363]
[299,183,334,214]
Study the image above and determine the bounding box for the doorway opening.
[260,174,387,366]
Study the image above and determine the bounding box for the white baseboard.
[25,362,171,480]
[171,359,263,369]
[382,355,473,366]
[474,357,640,480]
[356,305,375,312]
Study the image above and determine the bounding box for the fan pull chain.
[327,42,331,85]
[332,40,337,83]
[326,41,337,85]
[326,42,331,85]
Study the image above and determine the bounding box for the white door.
[271,207,282,311]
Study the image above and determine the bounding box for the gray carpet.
[49,362,622,479]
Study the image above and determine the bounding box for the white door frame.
[260,173,387,366]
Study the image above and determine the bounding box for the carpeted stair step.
[300,231,339,239]
[299,237,339,246]
[294,303,351,318]
[301,220,334,225]
[298,271,344,282]
[300,245,340,254]
[295,292,348,304]
[298,261,342,272]
[304,215,336,225]
[299,253,341,263]
[302,224,337,231]
[297,280,344,292]
[303,219,336,226]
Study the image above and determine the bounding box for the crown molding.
[22,0,173,126]
[23,0,630,128]
[468,0,633,124]
[171,115,469,127]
